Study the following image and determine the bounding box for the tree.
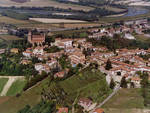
[110,78,115,89]
[105,59,112,70]
[120,76,127,88]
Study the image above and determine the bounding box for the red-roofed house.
[57,107,68,113]
[93,108,104,113]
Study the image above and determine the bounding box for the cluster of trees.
[44,46,61,53]
[105,59,112,70]
[54,32,88,39]
[23,71,48,91]
[10,39,31,52]
[0,53,36,76]
[17,101,56,113]
[87,34,150,51]
[58,54,70,69]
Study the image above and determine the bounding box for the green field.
[0,68,111,113]
[0,78,8,93]
[0,78,48,113]
[102,89,144,109]
[6,80,26,96]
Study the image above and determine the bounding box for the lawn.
[6,80,26,96]
[102,88,144,109]
[0,78,8,93]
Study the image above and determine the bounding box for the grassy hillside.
[6,80,26,96]
[0,78,49,113]
[0,67,111,113]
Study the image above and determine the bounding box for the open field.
[102,6,126,13]
[0,78,9,94]
[6,80,26,96]
[102,89,144,109]
[0,16,29,25]
[0,35,22,41]
[99,12,150,23]
[0,0,93,11]
[0,97,10,105]
[29,18,86,24]
[104,108,150,113]
[0,78,48,113]
[134,34,150,42]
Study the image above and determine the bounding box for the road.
[89,85,120,113]
[0,76,25,96]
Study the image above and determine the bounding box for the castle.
[28,31,45,45]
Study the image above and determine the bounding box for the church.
[28,31,45,45]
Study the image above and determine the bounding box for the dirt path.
[0,76,25,96]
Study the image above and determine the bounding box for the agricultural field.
[0,34,22,49]
[6,80,26,96]
[0,35,22,41]
[0,16,29,25]
[0,78,9,94]
[102,89,144,109]
[29,18,86,24]
[0,0,93,11]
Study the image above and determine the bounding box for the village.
[0,18,150,113]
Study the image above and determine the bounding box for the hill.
[0,67,111,113]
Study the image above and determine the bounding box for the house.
[54,38,73,48]
[57,107,68,113]
[124,33,135,40]
[78,98,93,110]
[131,76,141,88]
[54,69,68,78]
[28,31,45,45]
[34,63,50,74]
[33,46,44,55]
[46,59,58,69]
[10,48,19,54]
[69,51,85,67]
[93,108,104,113]
[0,49,5,54]
[23,51,32,58]
[20,59,31,65]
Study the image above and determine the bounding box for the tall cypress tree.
[105,59,112,70]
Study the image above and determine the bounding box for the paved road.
[89,86,120,113]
